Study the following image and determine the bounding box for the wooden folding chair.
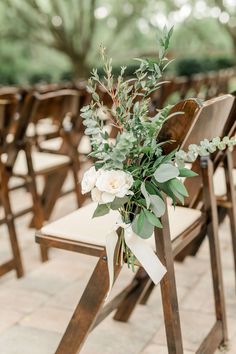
[26,89,80,144]
[1,92,83,262]
[25,90,84,220]
[162,94,236,283]
[210,95,236,286]
[0,98,24,278]
[115,95,235,349]
[36,94,234,353]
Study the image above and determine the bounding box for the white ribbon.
[105,221,166,300]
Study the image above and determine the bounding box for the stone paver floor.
[0,185,236,354]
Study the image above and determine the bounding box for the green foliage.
[92,204,110,217]
[154,163,179,183]
[132,210,154,239]
[82,27,196,245]
[175,137,236,168]
[176,57,234,76]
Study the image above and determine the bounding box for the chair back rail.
[1,89,80,170]
[0,97,19,152]
[159,94,235,208]
[30,89,80,125]
[182,95,235,208]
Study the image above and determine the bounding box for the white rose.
[91,187,102,202]
[81,166,99,194]
[95,170,133,203]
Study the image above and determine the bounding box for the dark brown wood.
[222,150,236,289]
[36,232,104,257]
[24,142,48,262]
[0,99,24,278]
[201,156,228,343]
[196,321,224,354]
[154,202,184,354]
[36,95,235,353]
[55,254,122,354]
[92,280,138,330]
[0,260,16,277]
[113,267,151,322]
[0,165,24,278]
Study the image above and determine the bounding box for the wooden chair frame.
[36,156,226,354]
[0,92,83,264]
[0,98,24,277]
[35,95,234,353]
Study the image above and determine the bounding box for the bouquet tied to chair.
[81,27,236,290]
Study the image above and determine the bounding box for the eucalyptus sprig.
[175,136,236,168]
[81,27,199,269]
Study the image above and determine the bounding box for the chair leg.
[223,150,236,290]
[25,145,48,262]
[67,137,84,208]
[202,157,228,345]
[55,254,122,354]
[29,170,68,227]
[62,130,85,208]
[113,267,151,322]
[154,204,183,354]
[0,168,23,278]
[139,281,155,305]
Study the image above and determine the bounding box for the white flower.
[81,166,99,194]
[95,170,133,203]
[91,187,102,202]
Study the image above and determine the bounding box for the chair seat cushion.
[2,151,70,175]
[41,202,202,248]
[213,166,236,196]
[40,136,92,155]
[27,121,59,138]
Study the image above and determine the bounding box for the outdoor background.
[0,0,236,85]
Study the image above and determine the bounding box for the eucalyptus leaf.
[92,204,110,218]
[110,197,129,210]
[179,168,198,178]
[143,209,163,228]
[132,210,154,239]
[154,163,179,183]
[141,182,150,208]
[150,194,166,217]
[168,178,189,197]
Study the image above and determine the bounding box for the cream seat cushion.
[41,202,202,248]
[27,121,59,138]
[40,136,92,155]
[40,135,116,156]
[213,166,236,197]
[2,151,70,176]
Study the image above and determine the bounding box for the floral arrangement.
[81,27,236,271]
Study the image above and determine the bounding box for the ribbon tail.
[105,231,118,301]
[124,227,166,285]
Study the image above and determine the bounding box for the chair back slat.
[30,89,80,125]
[0,97,19,149]
[160,94,235,208]
[182,95,235,207]
[2,89,80,170]
[183,95,234,149]
[159,98,202,154]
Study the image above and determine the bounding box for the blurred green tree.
[0,0,235,84]
[1,0,151,78]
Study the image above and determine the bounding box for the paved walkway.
[0,185,236,354]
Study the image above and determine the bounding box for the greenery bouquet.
[81,27,236,275]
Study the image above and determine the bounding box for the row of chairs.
[0,89,88,277]
[0,68,235,351]
[35,93,236,353]
[1,66,234,114]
